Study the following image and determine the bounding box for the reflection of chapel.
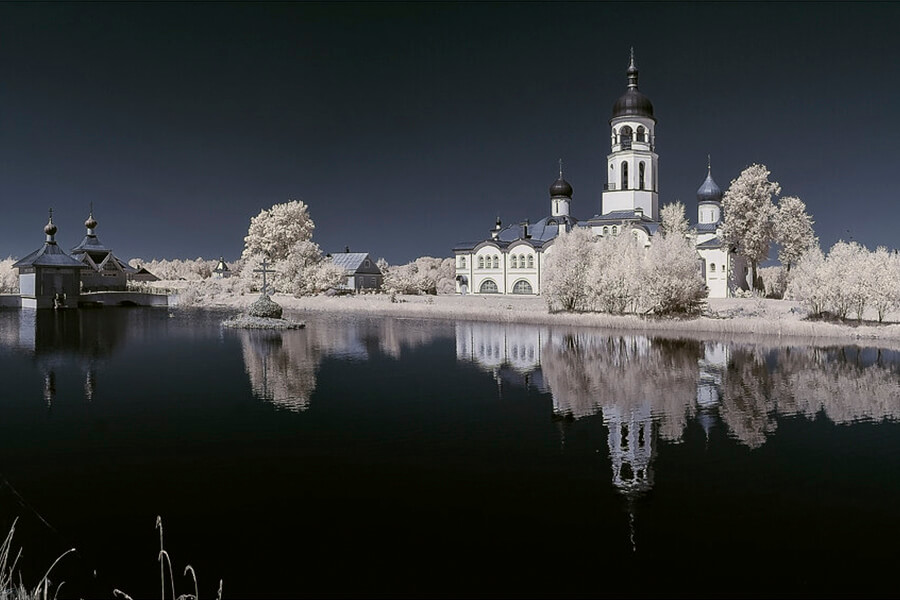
[453,51,747,298]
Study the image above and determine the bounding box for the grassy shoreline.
[166,285,900,347]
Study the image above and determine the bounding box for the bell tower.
[602,49,659,221]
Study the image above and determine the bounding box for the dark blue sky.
[1,2,897,263]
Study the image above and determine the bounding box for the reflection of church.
[454,322,549,392]
[696,342,728,437]
[2,309,130,405]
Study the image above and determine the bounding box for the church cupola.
[84,206,98,234]
[550,159,573,218]
[44,210,58,243]
[611,48,655,121]
[601,49,659,221]
[697,156,723,226]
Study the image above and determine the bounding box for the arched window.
[636,126,645,142]
[621,162,628,189]
[512,280,533,295]
[511,255,518,269]
[492,256,499,269]
[710,263,716,273]
[480,279,499,294]
[519,254,525,267]
[478,256,484,269]
[612,225,618,236]
[527,255,534,269]
[639,162,645,190]
[460,257,466,269]
[620,125,633,149]
[603,226,609,236]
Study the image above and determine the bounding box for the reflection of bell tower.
[604,403,655,495]
[603,400,656,553]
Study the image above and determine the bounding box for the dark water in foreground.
[0,308,898,598]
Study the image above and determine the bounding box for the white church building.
[453,52,747,299]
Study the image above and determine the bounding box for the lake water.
[0,308,898,598]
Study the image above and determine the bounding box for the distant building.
[70,210,137,291]
[129,266,160,282]
[13,213,88,309]
[329,251,383,292]
[213,256,231,279]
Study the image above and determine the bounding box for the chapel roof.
[14,215,89,269]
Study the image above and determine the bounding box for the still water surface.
[0,309,898,597]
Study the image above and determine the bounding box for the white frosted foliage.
[774,195,817,270]
[721,164,780,288]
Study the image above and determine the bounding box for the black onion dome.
[85,214,98,229]
[611,51,654,120]
[697,172,722,203]
[549,176,573,198]
[612,88,654,119]
[44,219,57,237]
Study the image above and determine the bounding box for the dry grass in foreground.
[113,517,221,600]
[0,518,73,600]
[1,517,220,600]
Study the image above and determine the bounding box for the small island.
[222,260,304,330]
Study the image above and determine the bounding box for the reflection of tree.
[239,330,320,412]
[238,316,448,412]
[541,334,702,443]
[772,348,900,425]
[720,348,777,449]
[719,346,900,448]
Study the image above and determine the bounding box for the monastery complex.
[453,52,749,299]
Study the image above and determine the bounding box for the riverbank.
[160,280,900,345]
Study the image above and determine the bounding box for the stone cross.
[254,258,275,296]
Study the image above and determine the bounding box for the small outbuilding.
[213,256,232,279]
[129,266,160,282]
[328,250,383,292]
[14,213,89,309]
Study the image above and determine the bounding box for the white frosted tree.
[277,241,344,296]
[824,241,869,320]
[786,246,827,314]
[241,200,315,263]
[640,228,707,315]
[0,257,19,293]
[659,201,691,238]
[542,226,595,312]
[382,257,455,295]
[868,246,900,323]
[774,195,817,271]
[238,200,340,296]
[721,164,780,291]
[586,233,643,314]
